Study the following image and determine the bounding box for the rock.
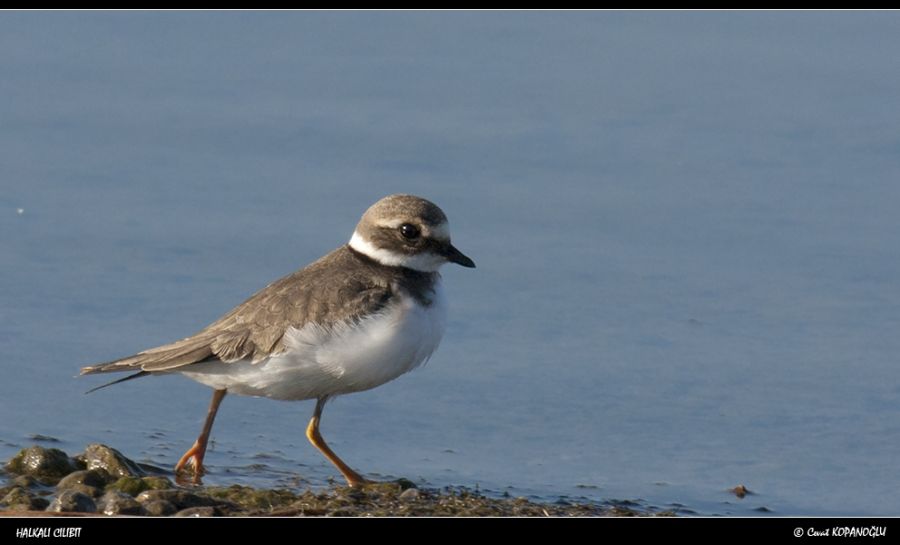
[29,498,53,511]
[140,476,175,491]
[105,475,173,497]
[175,506,217,517]
[28,497,51,510]
[57,469,113,491]
[26,434,61,443]
[399,488,420,502]
[46,489,97,513]
[135,489,215,510]
[97,491,144,516]
[141,499,177,516]
[730,484,752,498]
[0,477,40,499]
[202,485,295,510]
[2,487,50,511]
[65,483,104,498]
[106,476,144,496]
[5,446,77,484]
[12,475,41,488]
[81,444,144,478]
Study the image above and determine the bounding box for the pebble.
[730,485,752,498]
[81,444,144,478]
[97,491,145,516]
[136,489,213,510]
[106,475,173,497]
[141,499,178,516]
[399,488,420,502]
[4,446,76,483]
[12,475,40,488]
[60,483,103,498]
[57,469,113,490]
[3,442,636,517]
[2,487,50,511]
[46,489,97,513]
[175,506,218,517]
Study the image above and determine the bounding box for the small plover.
[81,194,475,487]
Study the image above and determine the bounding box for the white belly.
[180,282,447,400]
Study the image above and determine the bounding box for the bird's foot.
[174,440,207,485]
[347,478,371,488]
[343,470,371,489]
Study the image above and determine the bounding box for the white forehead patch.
[374,218,410,229]
[429,221,450,241]
[349,231,446,273]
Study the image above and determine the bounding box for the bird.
[80,194,475,487]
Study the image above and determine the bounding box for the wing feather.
[80,246,393,377]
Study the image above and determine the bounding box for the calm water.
[2,12,900,516]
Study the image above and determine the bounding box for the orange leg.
[306,397,368,488]
[175,388,226,484]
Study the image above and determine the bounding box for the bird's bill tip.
[445,244,476,268]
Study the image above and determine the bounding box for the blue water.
[2,11,900,516]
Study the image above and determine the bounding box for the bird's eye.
[399,223,420,240]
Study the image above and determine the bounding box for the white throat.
[349,230,445,272]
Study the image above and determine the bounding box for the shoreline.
[1,444,660,517]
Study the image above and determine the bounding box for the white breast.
[181,280,447,401]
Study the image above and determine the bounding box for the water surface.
[2,11,899,516]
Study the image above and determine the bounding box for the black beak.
[443,243,476,268]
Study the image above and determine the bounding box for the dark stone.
[399,488,420,502]
[57,469,113,491]
[26,434,61,443]
[31,497,52,511]
[174,506,217,517]
[106,476,144,496]
[81,444,144,478]
[141,499,177,516]
[201,485,295,511]
[61,483,103,498]
[135,489,215,510]
[12,475,41,488]
[4,446,77,484]
[46,489,97,513]
[0,486,31,505]
[97,491,144,516]
[106,475,175,497]
[2,487,50,511]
